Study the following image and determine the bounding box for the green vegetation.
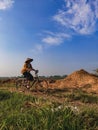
[0,89,98,130]
[48,75,67,80]
[66,89,98,103]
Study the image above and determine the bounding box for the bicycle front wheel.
[39,79,49,90]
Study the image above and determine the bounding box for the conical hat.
[25,58,33,63]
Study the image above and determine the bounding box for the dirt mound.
[51,69,98,93]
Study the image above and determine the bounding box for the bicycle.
[15,71,49,92]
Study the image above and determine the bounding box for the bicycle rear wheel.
[15,78,30,91]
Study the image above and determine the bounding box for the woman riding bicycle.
[21,58,38,81]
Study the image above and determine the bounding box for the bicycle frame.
[15,71,49,92]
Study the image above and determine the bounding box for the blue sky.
[0,0,98,77]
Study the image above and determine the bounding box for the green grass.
[0,90,98,130]
[65,89,98,103]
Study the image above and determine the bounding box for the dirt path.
[1,85,98,108]
[0,86,68,104]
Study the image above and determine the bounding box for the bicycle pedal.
[26,86,30,89]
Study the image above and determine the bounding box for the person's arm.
[31,65,38,73]
[30,64,37,72]
[32,68,36,71]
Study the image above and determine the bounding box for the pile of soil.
[51,69,98,93]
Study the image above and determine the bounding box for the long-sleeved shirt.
[21,63,33,74]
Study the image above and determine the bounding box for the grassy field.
[0,83,98,130]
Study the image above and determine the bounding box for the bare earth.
[48,69,98,93]
[0,69,98,110]
[0,69,98,97]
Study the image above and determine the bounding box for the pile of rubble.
[51,69,98,93]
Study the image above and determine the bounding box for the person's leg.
[23,72,33,88]
[27,73,34,81]
[23,72,34,81]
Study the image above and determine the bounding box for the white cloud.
[35,44,43,52]
[31,43,44,54]
[0,0,14,10]
[42,0,98,47]
[42,32,71,46]
[53,0,98,35]
[42,36,62,45]
[31,32,70,53]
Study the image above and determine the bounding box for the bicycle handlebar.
[35,70,39,77]
[35,70,39,74]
